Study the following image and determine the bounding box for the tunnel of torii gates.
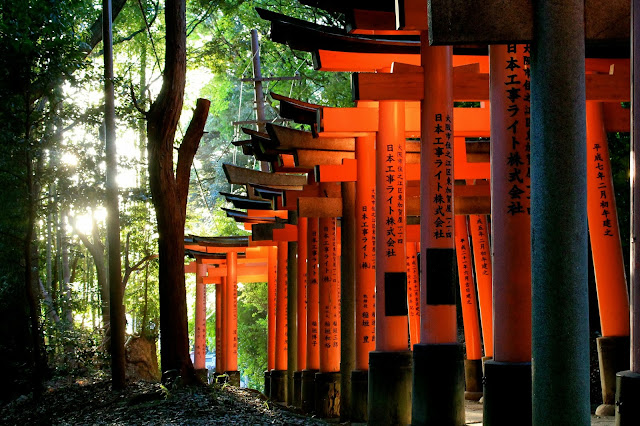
[180,0,640,424]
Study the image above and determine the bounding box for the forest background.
[0,0,631,403]
[0,0,351,399]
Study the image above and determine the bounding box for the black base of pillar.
[264,370,271,396]
[224,370,240,387]
[270,369,288,403]
[596,336,629,416]
[369,350,412,425]
[351,369,368,423]
[301,369,318,413]
[315,371,341,418]
[411,343,465,425]
[464,358,483,400]
[615,370,640,425]
[195,368,209,384]
[293,370,302,408]
[483,360,531,426]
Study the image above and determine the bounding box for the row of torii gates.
[184,1,640,424]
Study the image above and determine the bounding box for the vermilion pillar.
[412,39,464,426]
[302,218,320,413]
[352,134,376,422]
[454,216,483,401]
[216,277,225,375]
[586,101,630,415]
[194,259,207,374]
[266,245,277,394]
[485,43,532,425]
[316,216,340,417]
[224,251,239,386]
[271,241,288,402]
[294,216,308,407]
[407,242,420,348]
[369,99,412,424]
[468,214,493,359]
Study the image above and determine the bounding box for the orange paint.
[194,259,207,370]
[306,218,320,370]
[216,277,225,373]
[375,99,409,351]
[268,246,277,371]
[586,101,630,337]
[275,241,288,371]
[319,217,341,372]
[420,40,457,344]
[297,217,308,370]
[225,252,238,371]
[406,242,421,347]
[355,134,377,370]
[454,216,483,360]
[468,214,494,358]
[489,44,531,363]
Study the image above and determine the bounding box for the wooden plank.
[426,0,629,47]
[267,123,355,151]
[313,49,421,72]
[355,69,629,102]
[298,197,343,217]
[223,163,308,186]
[295,149,355,167]
[273,224,298,241]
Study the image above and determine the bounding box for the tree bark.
[147,0,210,384]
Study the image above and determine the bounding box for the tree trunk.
[146,0,210,385]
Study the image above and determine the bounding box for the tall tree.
[146,0,210,383]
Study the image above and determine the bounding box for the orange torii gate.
[184,236,270,386]
[258,5,636,424]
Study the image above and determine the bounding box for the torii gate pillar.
[531,1,590,423]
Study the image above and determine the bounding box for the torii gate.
[258,2,632,422]
[184,236,271,386]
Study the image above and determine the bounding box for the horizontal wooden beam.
[354,69,630,102]
[295,149,355,167]
[223,163,308,186]
[315,159,358,182]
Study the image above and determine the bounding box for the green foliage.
[237,282,267,390]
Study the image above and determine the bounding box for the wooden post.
[586,101,630,415]
[454,216,483,401]
[369,99,412,425]
[531,2,590,422]
[271,241,288,402]
[340,181,356,421]
[302,218,320,413]
[316,216,340,417]
[484,43,532,425]
[216,277,225,375]
[407,242,420,348]
[468,214,493,359]
[294,216,308,407]
[194,259,208,374]
[412,38,464,426]
[287,212,298,405]
[353,134,376,422]
[224,251,239,386]
[266,245,277,394]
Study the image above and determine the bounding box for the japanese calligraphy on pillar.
[504,43,531,216]
[471,215,490,277]
[591,140,615,237]
[455,226,473,305]
[406,243,420,345]
[319,217,339,371]
[430,113,454,240]
[383,141,405,258]
[309,222,319,351]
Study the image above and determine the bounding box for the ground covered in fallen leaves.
[0,377,328,425]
